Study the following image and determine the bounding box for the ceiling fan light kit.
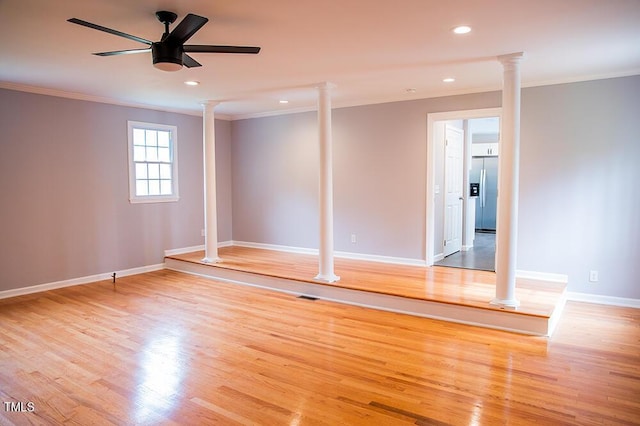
[68,10,260,72]
[152,43,184,71]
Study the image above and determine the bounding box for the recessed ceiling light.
[184,80,200,86]
[279,100,289,104]
[406,88,417,93]
[453,25,472,34]
[443,77,456,83]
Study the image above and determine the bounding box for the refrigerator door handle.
[480,169,486,208]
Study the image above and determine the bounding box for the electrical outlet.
[589,270,599,282]
[350,234,357,244]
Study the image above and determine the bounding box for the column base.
[314,274,340,283]
[202,257,222,264]
[490,297,520,310]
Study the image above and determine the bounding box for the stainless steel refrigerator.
[470,156,498,232]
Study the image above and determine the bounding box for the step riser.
[165,258,555,336]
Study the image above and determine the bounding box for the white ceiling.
[1,0,639,119]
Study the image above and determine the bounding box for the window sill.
[129,196,180,204]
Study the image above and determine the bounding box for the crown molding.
[0,81,206,118]
[4,69,639,122]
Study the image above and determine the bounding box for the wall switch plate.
[201,229,206,237]
[589,270,599,282]
[351,234,357,243]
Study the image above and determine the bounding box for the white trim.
[232,240,318,255]
[547,290,568,336]
[127,121,179,204]
[334,250,426,267]
[7,71,640,123]
[163,241,231,257]
[231,241,425,267]
[0,81,212,118]
[426,108,503,267]
[0,264,164,300]
[165,245,205,256]
[433,253,445,262]
[515,270,568,283]
[567,292,640,308]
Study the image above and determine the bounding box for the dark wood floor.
[1,269,639,425]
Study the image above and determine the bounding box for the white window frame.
[127,120,179,204]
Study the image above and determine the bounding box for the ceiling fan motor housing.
[152,42,183,70]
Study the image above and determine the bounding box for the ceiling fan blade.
[182,54,202,68]
[68,18,153,46]
[166,14,208,45]
[184,45,261,54]
[94,48,151,57]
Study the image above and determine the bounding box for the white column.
[315,82,340,282]
[202,100,221,263]
[492,52,525,309]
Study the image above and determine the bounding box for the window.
[127,121,179,203]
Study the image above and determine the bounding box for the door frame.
[426,107,502,266]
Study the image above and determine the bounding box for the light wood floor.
[168,246,565,318]
[1,270,638,425]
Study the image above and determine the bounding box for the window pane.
[135,163,148,179]
[160,163,172,179]
[134,146,146,162]
[146,130,157,147]
[157,131,170,147]
[133,128,146,146]
[160,180,172,195]
[146,146,158,162]
[148,180,160,195]
[148,163,160,179]
[158,147,171,163]
[136,180,148,196]
[129,122,178,203]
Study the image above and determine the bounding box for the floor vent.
[297,295,318,301]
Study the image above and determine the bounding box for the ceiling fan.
[68,11,261,71]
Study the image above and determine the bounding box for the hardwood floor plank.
[167,246,565,318]
[0,271,638,425]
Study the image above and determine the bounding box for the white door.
[443,125,464,257]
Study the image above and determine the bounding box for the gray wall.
[0,89,232,292]
[232,92,501,258]
[518,77,640,298]
[230,76,640,299]
[2,75,638,299]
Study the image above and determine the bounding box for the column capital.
[315,81,337,92]
[201,100,221,110]
[497,52,525,67]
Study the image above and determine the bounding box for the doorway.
[425,108,501,271]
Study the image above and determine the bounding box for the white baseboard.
[334,250,426,267]
[515,270,569,283]
[164,245,205,256]
[567,292,640,308]
[231,240,318,255]
[164,241,232,257]
[231,240,426,267]
[0,263,164,300]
